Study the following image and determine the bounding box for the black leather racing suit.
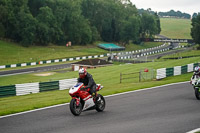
[192,71,200,79]
[78,73,96,95]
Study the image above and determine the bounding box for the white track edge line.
[186,128,200,133]
[0,103,69,119]
[0,71,34,77]
[0,81,189,119]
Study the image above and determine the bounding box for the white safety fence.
[187,63,194,72]
[174,66,181,76]
[16,82,40,96]
[156,63,199,80]
[116,47,170,60]
[156,68,166,79]
[15,78,77,96]
[59,78,77,90]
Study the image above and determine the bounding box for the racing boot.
[92,92,97,102]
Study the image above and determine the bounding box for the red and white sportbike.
[69,83,106,116]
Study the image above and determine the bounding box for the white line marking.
[105,81,190,98]
[0,81,189,119]
[0,71,35,77]
[187,128,200,133]
[0,103,69,119]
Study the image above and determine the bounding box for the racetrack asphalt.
[0,82,200,133]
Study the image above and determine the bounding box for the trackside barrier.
[116,44,169,60]
[16,83,39,96]
[191,62,198,69]
[59,78,77,90]
[0,54,107,69]
[174,66,181,76]
[39,81,59,92]
[0,85,16,97]
[156,68,166,79]
[0,78,77,98]
[187,63,194,72]
[166,68,174,77]
[181,65,187,74]
[156,63,199,80]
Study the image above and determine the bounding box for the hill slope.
[160,18,192,39]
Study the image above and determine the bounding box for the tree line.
[158,10,191,19]
[0,0,161,46]
[191,13,200,48]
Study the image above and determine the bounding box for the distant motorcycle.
[191,75,200,100]
[69,83,106,116]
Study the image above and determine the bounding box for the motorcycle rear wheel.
[95,94,106,112]
[70,99,82,116]
[195,87,200,100]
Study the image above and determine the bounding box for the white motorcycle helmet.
[194,66,200,72]
[79,68,87,79]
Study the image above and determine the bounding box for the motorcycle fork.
[73,97,80,106]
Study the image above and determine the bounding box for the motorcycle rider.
[191,66,200,79]
[78,68,97,99]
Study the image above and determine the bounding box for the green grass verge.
[0,40,162,66]
[0,72,192,116]
[160,18,192,39]
[0,55,200,116]
[0,40,107,65]
[161,49,200,59]
[0,56,200,86]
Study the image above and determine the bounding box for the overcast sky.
[130,0,200,15]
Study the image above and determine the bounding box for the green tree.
[120,15,140,44]
[0,3,7,37]
[1,0,30,41]
[90,26,100,43]
[28,0,45,17]
[62,0,92,44]
[16,11,37,46]
[81,0,139,42]
[82,0,111,41]
[192,13,198,18]
[0,0,161,46]
[140,12,158,38]
[191,14,200,47]
[154,13,161,34]
[35,6,54,45]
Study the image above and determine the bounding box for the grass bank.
[160,18,192,39]
[0,40,162,65]
[160,49,200,60]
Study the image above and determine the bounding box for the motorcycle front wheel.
[95,94,106,112]
[70,99,82,116]
[195,87,200,100]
